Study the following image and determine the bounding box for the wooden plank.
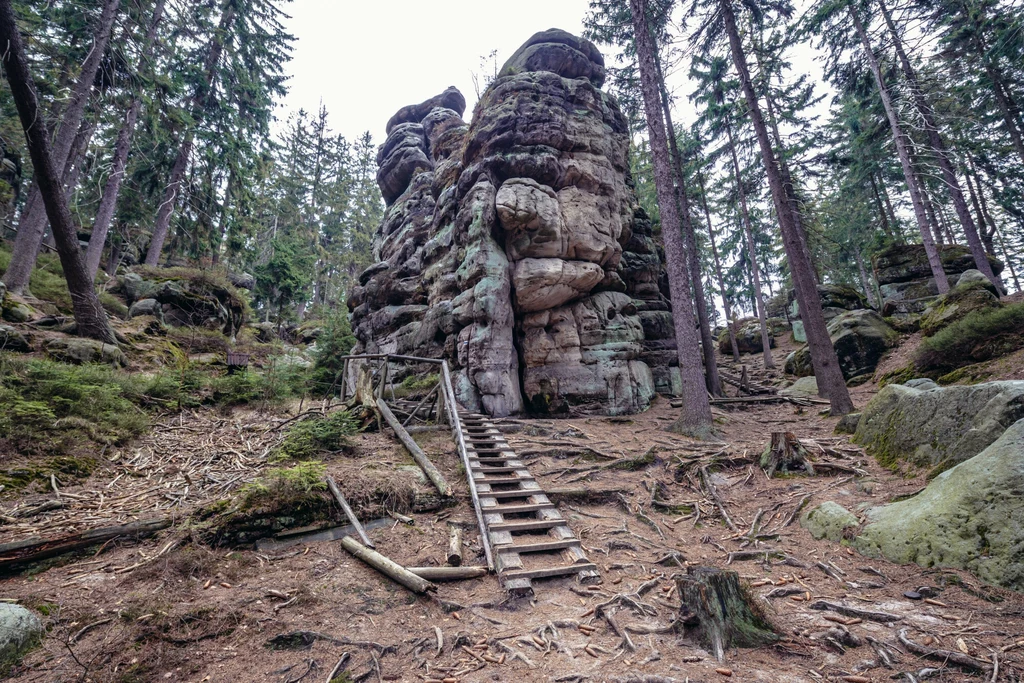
[493,538,581,554]
[480,502,554,514]
[488,519,565,532]
[377,398,453,498]
[500,563,600,582]
[325,475,374,548]
[440,361,494,572]
[340,536,435,594]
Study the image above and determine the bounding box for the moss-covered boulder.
[45,338,127,367]
[801,501,859,542]
[855,419,1024,591]
[785,309,898,379]
[718,317,775,355]
[119,266,249,336]
[0,604,43,675]
[1,295,34,324]
[0,323,29,352]
[853,380,1024,471]
[780,376,818,397]
[873,244,1002,286]
[919,273,1002,337]
[788,284,869,321]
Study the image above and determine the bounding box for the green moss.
[877,364,917,388]
[99,291,129,319]
[916,302,1024,373]
[936,364,992,386]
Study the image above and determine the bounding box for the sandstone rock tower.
[349,29,680,417]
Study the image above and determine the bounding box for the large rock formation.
[853,379,1024,472]
[855,419,1024,591]
[784,309,898,380]
[873,244,1002,320]
[349,30,679,416]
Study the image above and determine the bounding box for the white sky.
[278,0,594,144]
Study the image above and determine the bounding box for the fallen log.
[340,536,436,594]
[0,518,171,574]
[896,627,992,673]
[326,475,374,548]
[377,398,453,498]
[808,600,901,623]
[447,523,464,566]
[407,566,487,581]
[677,566,778,661]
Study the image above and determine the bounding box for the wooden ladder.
[455,410,600,595]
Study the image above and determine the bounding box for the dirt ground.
[3,340,1023,683]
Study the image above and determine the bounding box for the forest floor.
[3,339,1024,683]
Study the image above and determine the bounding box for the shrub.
[273,410,360,461]
[237,460,327,511]
[915,302,1024,373]
[311,313,356,395]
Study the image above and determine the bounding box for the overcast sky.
[278,0,595,144]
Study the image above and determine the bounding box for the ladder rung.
[488,519,565,532]
[494,539,581,554]
[482,502,554,514]
[500,563,599,582]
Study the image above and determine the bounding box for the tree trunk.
[1,0,120,294]
[698,169,741,363]
[725,122,774,369]
[877,0,998,288]
[869,173,898,242]
[0,0,115,343]
[919,177,944,247]
[628,0,714,437]
[676,566,777,662]
[656,52,722,396]
[721,0,853,415]
[85,0,167,279]
[211,166,233,265]
[878,174,905,242]
[849,4,948,294]
[987,66,1024,166]
[145,1,236,266]
[854,248,878,309]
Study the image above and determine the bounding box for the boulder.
[252,321,278,343]
[227,271,256,290]
[385,86,466,135]
[0,603,43,673]
[801,502,859,542]
[855,419,1024,591]
[791,319,806,343]
[45,338,127,367]
[957,268,999,294]
[788,284,868,321]
[853,380,1024,471]
[1,297,33,323]
[919,276,1002,336]
[785,310,897,379]
[834,412,861,434]
[718,317,774,355]
[128,298,163,321]
[120,272,157,303]
[0,323,30,352]
[873,243,1002,286]
[780,376,818,398]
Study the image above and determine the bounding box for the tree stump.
[676,566,777,661]
[760,431,815,477]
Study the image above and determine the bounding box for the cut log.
[407,566,487,581]
[325,475,374,548]
[377,398,453,498]
[447,523,464,566]
[0,518,171,574]
[760,432,815,477]
[340,536,436,594]
[676,566,778,661]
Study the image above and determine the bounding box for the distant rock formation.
[873,243,1002,320]
[348,29,680,417]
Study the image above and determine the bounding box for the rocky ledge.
[347,29,680,417]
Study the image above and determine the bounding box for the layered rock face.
[873,244,1002,318]
[348,29,678,416]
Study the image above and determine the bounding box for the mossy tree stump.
[676,566,777,661]
[760,431,815,477]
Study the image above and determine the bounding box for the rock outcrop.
[855,419,1024,591]
[349,30,678,416]
[853,379,1024,472]
[918,269,1002,336]
[785,309,898,380]
[873,244,1002,321]
[718,317,775,355]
